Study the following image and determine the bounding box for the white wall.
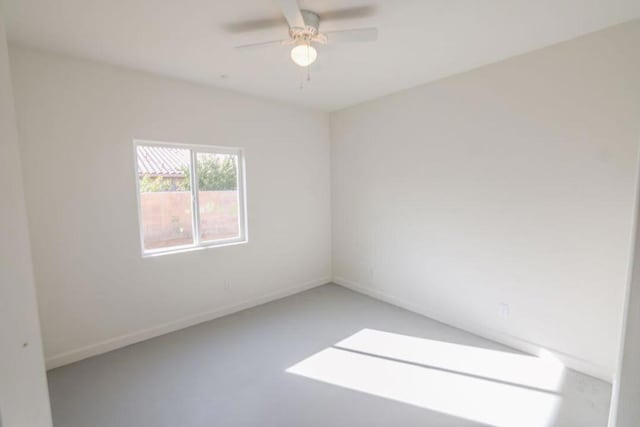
[0,6,52,427]
[9,46,332,368]
[610,159,640,425]
[331,20,640,381]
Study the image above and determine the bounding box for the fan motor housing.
[289,10,320,40]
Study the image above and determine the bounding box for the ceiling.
[4,0,640,111]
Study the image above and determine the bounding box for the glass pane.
[136,145,194,251]
[196,152,240,242]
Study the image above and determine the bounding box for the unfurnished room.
[1,1,640,426]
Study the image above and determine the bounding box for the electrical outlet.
[223,280,231,292]
[498,303,510,320]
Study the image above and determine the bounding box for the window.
[134,141,247,256]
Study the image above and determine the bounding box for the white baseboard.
[333,276,611,383]
[46,277,331,370]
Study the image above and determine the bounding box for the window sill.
[141,238,248,258]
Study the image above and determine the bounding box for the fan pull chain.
[299,66,312,90]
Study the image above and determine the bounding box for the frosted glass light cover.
[290,44,317,67]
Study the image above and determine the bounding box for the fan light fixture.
[234,2,379,75]
[290,42,317,67]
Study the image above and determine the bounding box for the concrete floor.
[48,284,611,427]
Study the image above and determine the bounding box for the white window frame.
[133,139,248,257]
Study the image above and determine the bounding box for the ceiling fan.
[232,0,378,67]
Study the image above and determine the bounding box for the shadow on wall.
[287,328,566,427]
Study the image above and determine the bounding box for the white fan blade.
[325,28,378,43]
[274,0,305,29]
[236,39,287,50]
[321,6,377,21]
[223,17,285,33]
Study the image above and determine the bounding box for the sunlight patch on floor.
[336,328,565,391]
[287,329,565,427]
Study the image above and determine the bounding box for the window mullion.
[190,150,201,246]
